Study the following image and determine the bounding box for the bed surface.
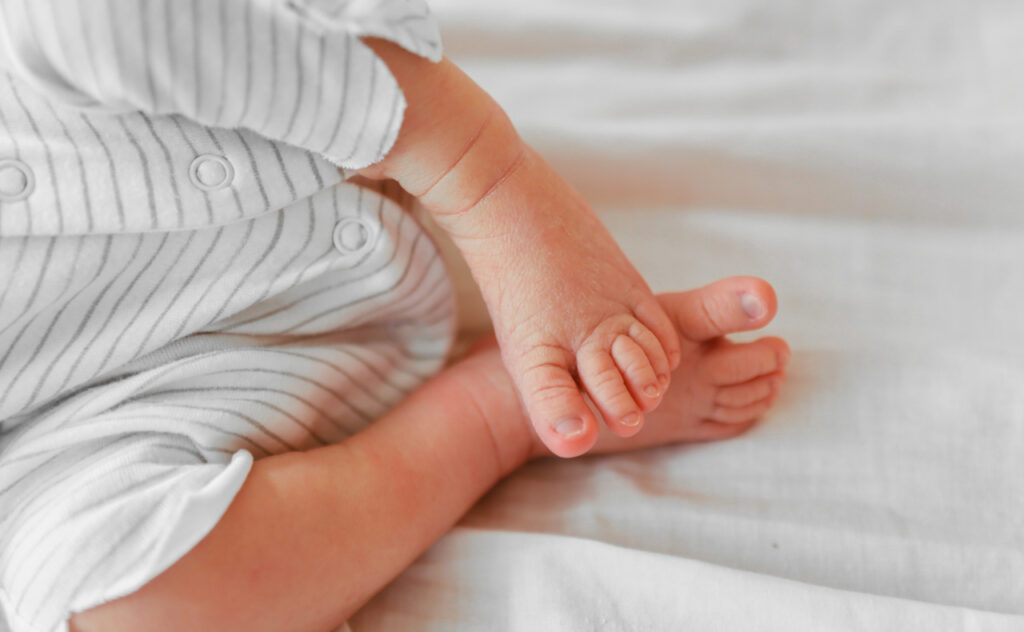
[351,0,1024,629]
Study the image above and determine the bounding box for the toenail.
[643,383,660,398]
[658,373,670,388]
[553,417,585,438]
[741,293,766,319]
[620,412,641,427]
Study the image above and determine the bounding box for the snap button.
[0,159,35,202]
[189,154,234,191]
[332,217,377,257]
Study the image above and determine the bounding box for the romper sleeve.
[0,420,255,632]
[0,0,442,169]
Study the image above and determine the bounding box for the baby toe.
[714,373,782,407]
[709,394,777,424]
[578,346,645,437]
[634,296,681,370]
[517,351,599,458]
[611,332,664,412]
[703,336,790,385]
[658,276,779,343]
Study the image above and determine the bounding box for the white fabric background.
[2,2,1015,630]
[351,0,1024,629]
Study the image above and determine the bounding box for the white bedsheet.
[351,0,1024,629]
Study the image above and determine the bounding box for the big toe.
[515,350,599,458]
[659,276,778,343]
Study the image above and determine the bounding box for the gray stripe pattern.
[0,182,455,632]
[0,1,452,631]
[0,0,441,236]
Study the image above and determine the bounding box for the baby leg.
[360,40,686,458]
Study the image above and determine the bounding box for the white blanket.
[351,0,1024,629]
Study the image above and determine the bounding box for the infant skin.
[71,38,792,632]
[0,2,791,629]
[359,39,789,458]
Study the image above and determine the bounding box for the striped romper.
[0,1,455,630]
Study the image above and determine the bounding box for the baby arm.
[360,39,683,458]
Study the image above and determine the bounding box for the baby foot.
[452,276,789,466]
[353,43,762,458]
[434,146,684,458]
[580,277,790,458]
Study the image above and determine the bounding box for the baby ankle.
[451,360,533,476]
